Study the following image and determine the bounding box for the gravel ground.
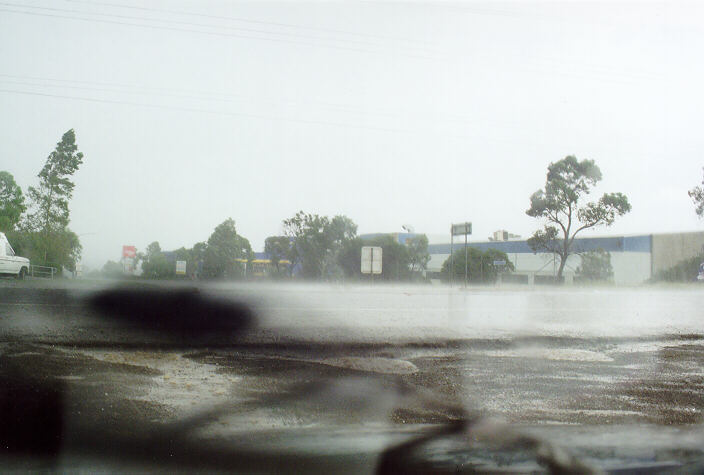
[2,281,704,472]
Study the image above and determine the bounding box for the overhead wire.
[0,74,536,131]
[0,1,415,51]
[0,3,439,60]
[0,74,403,119]
[64,0,427,46]
[0,86,543,148]
[0,2,662,82]
[0,4,659,83]
[0,87,418,134]
[0,2,661,140]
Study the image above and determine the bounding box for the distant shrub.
[651,253,704,282]
[575,248,613,283]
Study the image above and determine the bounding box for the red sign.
[122,245,137,258]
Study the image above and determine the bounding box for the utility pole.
[450,230,454,287]
[464,231,468,288]
[450,222,472,288]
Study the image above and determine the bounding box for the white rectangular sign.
[451,222,472,236]
[361,246,382,274]
[175,260,187,275]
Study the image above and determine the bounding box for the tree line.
[4,137,703,283]
[275,211,431,281]
[124,211,432,281]
[102,217,253,280]
[0,130,84,273]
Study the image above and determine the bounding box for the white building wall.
[609,252,651,284]
[428,250,652,284]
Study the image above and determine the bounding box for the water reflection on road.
[3,282,704,471]
[216,283,704,341]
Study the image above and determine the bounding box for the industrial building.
[424,230,704,285]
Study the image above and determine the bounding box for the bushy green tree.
[406,234,430,274]
[372,234,412,281]
[6,227,81,272]
[526,156,631,279]
[101,260,124,278]
[202,218,252,279]
[651,253,704,282]
[338,234,418,281]
[338,237,364,278]
[441,247,513,284]
[140,241,174,279]
[0,171,26,232]
[283,211,330,278]
[576,248,614,282]
[282,211,357,279]
[689,168,704,218]
[45,228,81,271]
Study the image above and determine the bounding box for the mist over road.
[2,281,704,472]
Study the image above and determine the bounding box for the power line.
[0,74,530,130]
[0,71,645,131]
[0,4,438,60]
[64,0,665,83]
[0,74,402,119]
[0,87,416,134]
[1,4,659,81]
[0,87,543,148]
[0,1,417,51]
[65,0,425,46]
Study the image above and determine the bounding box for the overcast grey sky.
[2,0,703,268]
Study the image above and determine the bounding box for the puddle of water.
[318,357,418,374]
[607,340,695,355]
[479,348,613,362]
[82,350,240,414]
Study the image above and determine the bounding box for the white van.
[0,232,30,279]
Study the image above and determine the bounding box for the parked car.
[0,232,30,279]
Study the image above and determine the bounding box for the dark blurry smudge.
[0,376,64,459]
[376,416,602,475]
[89,287,255,340]
[376,418,470,474]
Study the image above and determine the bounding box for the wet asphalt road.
[2,280,704,472]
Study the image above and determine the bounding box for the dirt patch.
[0,343,174,443]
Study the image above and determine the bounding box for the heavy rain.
[3,1,704,473]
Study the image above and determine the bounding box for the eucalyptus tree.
[282,211,358,279]
[25,129,84,267]
[526,156,631,280]
[203,218,252,279]
[689,168,704,218]
[27,129,84,233]
[0,171,26,232]
[406,234,430,274]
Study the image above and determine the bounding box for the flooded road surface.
[2,282,704,472]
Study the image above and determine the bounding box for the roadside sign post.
[122,245,137,275]
[465,232,468,288]
[175,260,187,276]
[361,246,382,283]
[450,222,472,288]
[450,233,454,287]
